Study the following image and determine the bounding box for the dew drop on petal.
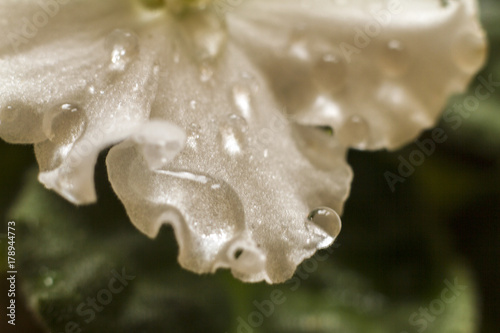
[232,84,253,119]
[337,115,370,149]
[178,11,227,62]
[0,103,45,143]
[218,114,248,155]
[0,105,16,123]
[307,207,341,248]
[199,62,214,82]
[314,53,347,93]
[379,40,410,77]
[42,103,86,145]
[105,29,139,71]
[133,121,186,170]
[452,30,486,73]
[186,123,201,150]
[190,100,197,110]
[287,28,310,61]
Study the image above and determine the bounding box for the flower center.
[140,0,213,13]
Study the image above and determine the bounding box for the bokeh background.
[1,0,499,332]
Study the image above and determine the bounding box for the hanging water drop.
[379,40,410,77]
[42,103,86,145]
[452,30,486,74]
[314,53,347,93]
[337,115,370,149]
[232,84,252,119]
[218,114,248,155]
[307,207,341,248]
[105,29,139,71]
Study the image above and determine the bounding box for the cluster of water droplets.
[280,31,414,148]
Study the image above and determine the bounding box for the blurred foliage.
[1,167,481,333]
[1,0,500,332]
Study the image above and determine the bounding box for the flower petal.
[227,0,487,149]
[0,0,163,203]
[107,39,351,283]
[0,0,486,284]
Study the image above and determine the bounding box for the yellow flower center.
[140,0,213,13]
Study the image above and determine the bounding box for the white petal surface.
[107,33,351,282]
[0,0,164,203]
[227,0,487,149]
[0,0,486,283]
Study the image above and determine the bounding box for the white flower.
[0,0,486,283]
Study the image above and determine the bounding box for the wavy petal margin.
[0,0,487,282]
[227,0,487,149]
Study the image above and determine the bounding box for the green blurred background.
[1,0,499,332]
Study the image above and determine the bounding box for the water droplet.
[314,53,347,93]
[218,114,248,155]
[190,100,197,110]
[105,29,139,71]
[307,207,341,248]
[287,27,310,60]
[138,144,178,170]
[172,41,181,63]
[379,40,410,77]
[133,121,186,170]
[452,30,486,73]
[178,11,227,62]
[0,103,45,143]
[0,105,16,123]
[337,115,370,149]
[42,103,86,145]
[200,62,214,82]
[232,84,252,118]
[186,123,201,150]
